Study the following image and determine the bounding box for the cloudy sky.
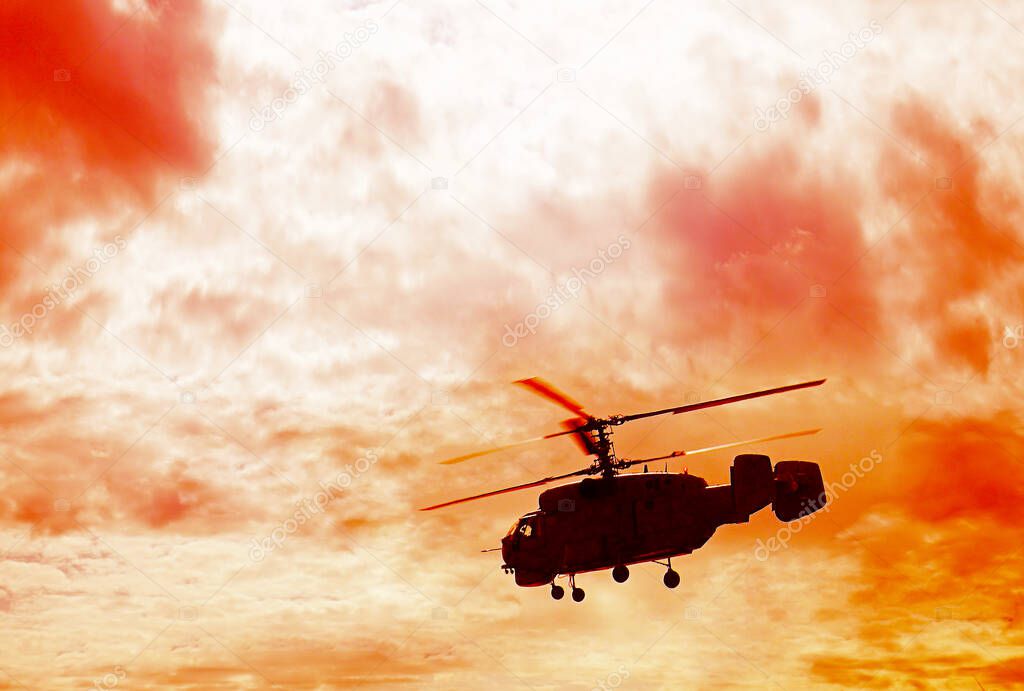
[2,0,1024,688]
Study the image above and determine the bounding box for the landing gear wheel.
[612,565,629,583]
[571,587,586,602]
[663,569,680,589]
[550,584,564,600]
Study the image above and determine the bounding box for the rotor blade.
[437,428,577,465]
[420,468,591,511]
[622,428,822,468]
[514,377,590,418]
[617,379,826,424]
[561,417,598,456]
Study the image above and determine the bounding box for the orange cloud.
[892,412,1024,524]
[879,99,1024,375]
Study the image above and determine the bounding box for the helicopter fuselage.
[500,454,826,586]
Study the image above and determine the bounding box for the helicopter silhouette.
[422,377,828,601]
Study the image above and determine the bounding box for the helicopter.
[421,377,828,601]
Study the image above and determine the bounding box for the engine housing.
[772,460,827,521]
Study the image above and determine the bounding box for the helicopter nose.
[500,539,516,564]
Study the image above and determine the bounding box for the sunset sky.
[2,0,1024,688]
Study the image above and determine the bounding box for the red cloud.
[0,0,217,289]
[651,97,1021,377]
[649,138,880,369]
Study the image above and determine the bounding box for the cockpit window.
[509,515,538,539]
